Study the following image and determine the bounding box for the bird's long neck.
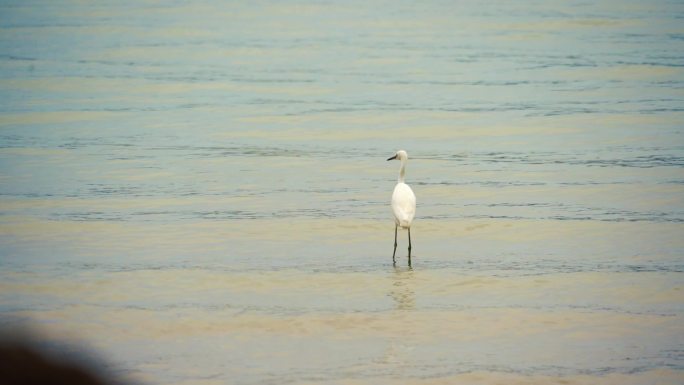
[398,158,406,183]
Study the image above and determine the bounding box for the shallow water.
[1,1,683,384]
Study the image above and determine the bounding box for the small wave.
[421,151,684,168]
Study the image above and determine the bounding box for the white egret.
[387,150,416,266]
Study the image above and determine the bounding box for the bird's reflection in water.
[378,266,417,366]
[389,266,416,311]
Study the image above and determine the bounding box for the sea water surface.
[1,1,683,384]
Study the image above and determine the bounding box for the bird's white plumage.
[392,182,416,228]
[389,150,416,229]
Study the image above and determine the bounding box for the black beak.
[387,155,397,161]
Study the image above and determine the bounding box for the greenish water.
[1,1,683,384]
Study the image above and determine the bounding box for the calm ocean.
[1,1,683,384]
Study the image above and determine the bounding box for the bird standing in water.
[387,150,416,266]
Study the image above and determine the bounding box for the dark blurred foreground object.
[0,342,113,385]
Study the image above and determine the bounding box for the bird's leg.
[392,225,398,265]
[407,227,412,267]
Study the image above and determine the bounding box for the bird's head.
[387,150,408,161]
